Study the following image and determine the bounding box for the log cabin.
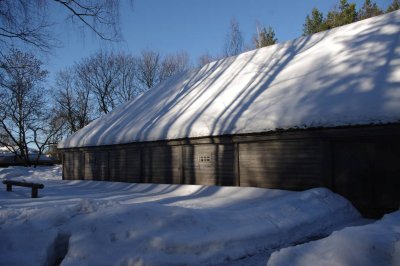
[58,11,400,217]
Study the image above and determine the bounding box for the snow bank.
[268,210,400,266]
[59,11,400,148]
[0,165,62,181]
[60,188,359,266]
[0,169,361,265]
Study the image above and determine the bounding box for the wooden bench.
[2,180,44,198]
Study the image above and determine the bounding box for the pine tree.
[325,0,357,29]
[340,0,358,24]
[387,0,400,12]
[303,8,324,35]
[254,25,277,48]
[358,0,383,20]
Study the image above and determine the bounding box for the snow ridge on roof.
[59,11,400,148]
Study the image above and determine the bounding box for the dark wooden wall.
[60,124,400,217]
[333,137,400,217]
[182,144,235,186]
[238,140,327,189]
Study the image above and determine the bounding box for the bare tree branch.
[54,0,122,41]
[0,0,126,52]
[224,17,244,57]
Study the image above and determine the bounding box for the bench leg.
[6,184,12,192]
[32,188,38,198]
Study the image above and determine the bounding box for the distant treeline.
[205,0,399,64]
[303,0,399,35]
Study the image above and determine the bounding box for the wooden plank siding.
[63,152,82,180]
[238,140,326,189]
[333,137,400,217]
[182,144,235,186]
[60,124,400,217]
[83,151,108,181]
[109,149,141,182]
[143,146,181,184]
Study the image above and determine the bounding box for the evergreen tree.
[387,0,400,12]
[303,8,324,35]
[254,25,277,48]
[340,0,358,23]
[358,0,383,20]
[325,0,357,29]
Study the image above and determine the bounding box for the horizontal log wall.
[60,124,400,217]
[239,140,326,189]
[333,137,400,217]
[109,149,141,182]
[182,144,235,186]
[143,146,181,184]
[63,151,82,180]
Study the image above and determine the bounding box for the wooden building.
[58,11,400,217]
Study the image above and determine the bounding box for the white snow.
[0,147,54,161]
[0,165,62,181]
[268,210,400,266]
[0,146,14,157]
[0,166,363,265]
[59,11,400,148]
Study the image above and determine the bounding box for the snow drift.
[59,11,400,148]
[268,210,400,266]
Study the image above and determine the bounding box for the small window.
[198,155,211,163]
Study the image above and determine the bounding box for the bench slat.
[2,180,44,198]
[2,180,44,189]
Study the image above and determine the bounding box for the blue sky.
[47,0,392,81]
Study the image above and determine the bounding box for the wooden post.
[234,143,240,187]
[180,146,184,184]
[139,147,144,183]
[31,188,38,198]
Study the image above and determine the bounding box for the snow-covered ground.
[268,211,400,266]
[0,166,398,265]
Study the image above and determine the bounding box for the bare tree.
[159,51,191,82]
[197,52,221,67]
[136,49,191,89]
[136,49,161,89]
[0,0,125,52]
[77,50,121,114]
[73,50,144,116]
[53,68,93,134]
[54,49,191,128]
[224,17,244,57]
[0,49,61,165]
[114,53,143,103]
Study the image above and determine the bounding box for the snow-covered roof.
[59,11,400,149]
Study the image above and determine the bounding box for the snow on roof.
[59,11,400,148]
